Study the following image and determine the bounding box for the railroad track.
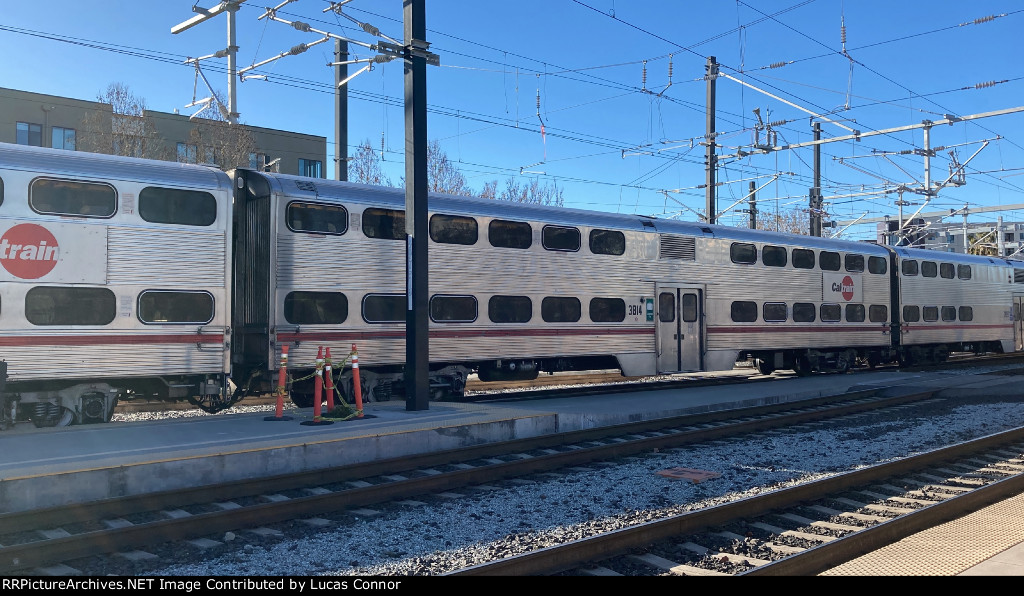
[0,384,945,575]
[447,428,1024,576]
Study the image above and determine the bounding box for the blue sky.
[2,0,1023,241]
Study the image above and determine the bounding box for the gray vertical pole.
[705,56,717,224]
[404,0,429,411]
[810,122,821,236]
[334,39,349,181]
[226,2,239,124]
[748,181,757,229]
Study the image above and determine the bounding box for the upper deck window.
[730,243,756,264]
[489,220,532,249]
[868,256,887,274]
[589,229,625,256]
[542,225,581,252]
[30,178,116,218]
[141,187,217,227]
[762,245,787,267]
[958,265,972,280]
[429,214,478,245]
[845,254,865,272]
[940,263,955,279]
[286,202,347,235]
[792,249,815,269]
[921,261,937,278]
[902,260,919,276]
[819,251,841,271]
[362,208,407,240]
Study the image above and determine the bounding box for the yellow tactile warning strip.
[820,491,1024,576]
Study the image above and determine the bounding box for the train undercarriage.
[747,341,1005,376]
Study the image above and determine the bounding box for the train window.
[845,303,865,323]
[902,260,919,276]
[488,295,532,323]
[793,302,816,322]
[542,296,581,322]
[869,304,888,323]
[819,251,841,271]
[430,295,478,323]
[659,293,675,322]
[940,263,955,279]
[762,302,787,322]
[285,202,347,235]
[903,305,920,322]
[762,245,787,267]
[959,306,974,321]
[730,243,757,264]
[30,178,116,218]
[429,214,478,245]
[26,286,115,326]
[730,301,757,322]
[820,303,841,322]
[489,220,532,249]
[681,293,698,322]
[845,254,865,272]
[140,187,217,227]
[958,265,972,280]
[139,291,214,324]
[283,291,347,325]
[922,306,939,322]
[589,229,625,256]
[362,294,406,323]
[590,297,625,322]
[792,249,815,269]
[542,225,581,252]
[941,306,956,321]
[0,176,4,207]
[868,256,887,274]
[362,208,407,240]
[921,261,937,278]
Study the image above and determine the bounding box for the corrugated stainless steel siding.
[107,228,227,285]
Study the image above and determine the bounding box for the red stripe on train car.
[276,327,655,343]
[0,334,223,347]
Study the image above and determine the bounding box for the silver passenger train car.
[1,142,1021,428]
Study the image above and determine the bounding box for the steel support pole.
[810,122,821,236]
[705,57,717,224]
[334,39,349,181]
[404,0,429,411]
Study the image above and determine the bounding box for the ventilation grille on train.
[1015,270,1024,284]
[659,234,696,260]
[294,180,317,192]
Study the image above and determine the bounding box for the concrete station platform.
[2,366,1024,575]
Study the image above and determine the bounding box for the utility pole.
[171,1,246,124]
[705,56,718,225]
[404,0,430,411]
[334,39,348,181]
[810,121,822,236]
[748,181,757,229]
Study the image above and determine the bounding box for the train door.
[656,285,704,373]
[1014,294,1024,351]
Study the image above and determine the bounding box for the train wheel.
[31,406,75,428]
[755,359,775,376]
[793,355,813,377]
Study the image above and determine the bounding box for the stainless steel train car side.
[0,143,234,428]
[891,246,1015,364]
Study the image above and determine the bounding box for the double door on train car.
[1014,294,1024,351]
[656,284,704,373]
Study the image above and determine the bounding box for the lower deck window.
[589,297,625,322]
[489,295,532,323]
[26,286,116,325]
[959,306,973,321]
[793,302,816,322]
[541,297,581,322]
[139,290,215,324]
[762,302,787,322]
[363,294,406,323]
[820,303,841,322]
[730,301,757,322]
[283,291,347,325]
[430,295,478,322]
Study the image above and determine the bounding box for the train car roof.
[256,171,892,255]
[891,244,1014,266]
[0,141,233,192]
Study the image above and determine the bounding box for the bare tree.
[482,178,565,207]
[757,207,812,235]
[80,83,171,160]
[181,89,257,171]
[349,139,394,186]
[426,140,471,196]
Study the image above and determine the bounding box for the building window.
[176,143,197,164]
[51,127,76,150]
[139,187,217,226]
[16,122,42,146]
[203,147,217,165]
[283,291,348,325]
[249,152,267,169]
[138,291,215,324]
[299,159,323,178]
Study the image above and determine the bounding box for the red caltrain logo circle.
[840,275,855,301]
[0,224,60,279]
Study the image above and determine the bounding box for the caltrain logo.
[0,224,60,279]
[832,275,856,301]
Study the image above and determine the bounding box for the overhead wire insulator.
[360,22,380,36]
[291,20,312,32]
[768,61,787,69]
[641,60,647,92]
[974,15,996,25]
